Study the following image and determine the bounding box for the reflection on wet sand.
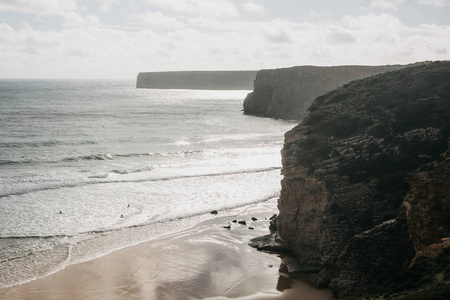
[0,204,335,300]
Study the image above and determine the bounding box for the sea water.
[0,79,295,288]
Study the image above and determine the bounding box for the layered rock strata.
[136,70,257,90]
[404,144,450,252]
[243,65,408,120]
[276,61,450,297]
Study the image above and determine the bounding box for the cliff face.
[405,143,450,252]
[276,61,450,297]
[136,70,257,90]
[243,65,407,120]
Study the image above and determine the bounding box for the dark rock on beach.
[249,233,290,253]
[269,216,277,233]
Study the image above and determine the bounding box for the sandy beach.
[0,200,335,300]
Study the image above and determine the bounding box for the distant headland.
[243,64,412,120]
[136,70,257,90]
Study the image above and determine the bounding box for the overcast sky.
[1,0,449,78]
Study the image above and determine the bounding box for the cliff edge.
[136,70,257,90]
[243,65,407,120]
[276,61,450,298]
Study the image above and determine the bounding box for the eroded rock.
[276,61,450,297]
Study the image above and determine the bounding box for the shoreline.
[0,199,335,300]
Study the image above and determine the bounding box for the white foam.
[173,139,191,146]
[0,169,282,237]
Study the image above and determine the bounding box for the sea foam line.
[0,167,281,199]
[0,189,281,240]
[0,150,205,166]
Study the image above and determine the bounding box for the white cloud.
[431,46,447,54]
[135,11,185,31]
[0,23,148,78]
[145,0,239,19]
[332,14,450,64]
[241,2,264,14]
[370,0,405,10]
[326,28,357,44]
[1,1,449,79]
[417,0,450,6]
[62,12,102,28]
[97,0,120,12]
[260,20,293,44]
[310,11,332,19]
[0,0,78,15]
[0,0,100,29]
[263,27,291,43]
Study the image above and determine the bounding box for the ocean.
[0,79,295,288]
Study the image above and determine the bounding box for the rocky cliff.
[405,144,450,253]
[276,61,450,298]
[243,65,407,120]
[136,70,257,90]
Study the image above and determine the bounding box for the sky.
[0,0,449,79]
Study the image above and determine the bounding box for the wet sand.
[0,201,335,300]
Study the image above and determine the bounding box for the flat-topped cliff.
[243,65,408,120]
[276,61,450,298]
[136,70,257,90]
